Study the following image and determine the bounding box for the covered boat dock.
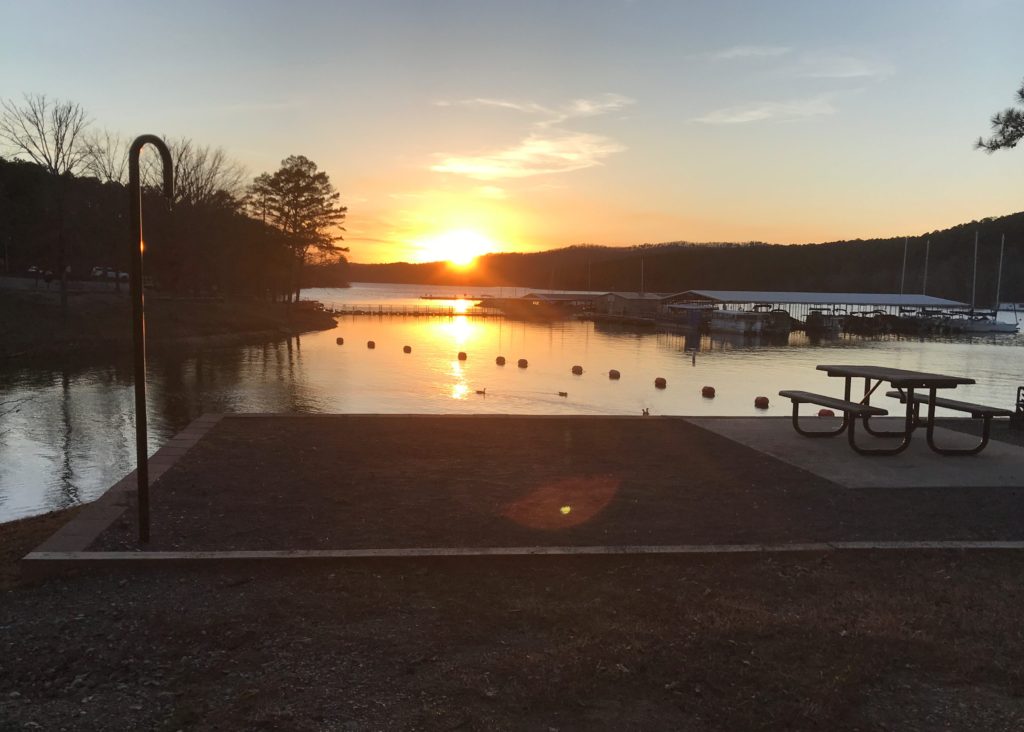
[664,290,969,319]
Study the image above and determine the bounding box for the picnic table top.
[816,364,975,388]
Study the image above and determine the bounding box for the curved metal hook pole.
[128,135,173,543]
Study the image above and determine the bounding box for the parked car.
[91,266,128,281]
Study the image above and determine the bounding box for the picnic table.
[779,364,1010,456]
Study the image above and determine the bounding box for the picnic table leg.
[790,400,849,437]
[847,412,912,455]
[847,383,914,455]
[924,389,991,456]
[861,378,912,438]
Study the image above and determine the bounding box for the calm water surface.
[1,283,1022,522]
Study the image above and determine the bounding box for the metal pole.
[128,135,173,543]
[971,230,978,311]
[899,237,908,295]
[995,233,1005,311]
[922,239,930,295]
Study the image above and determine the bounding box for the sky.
[2,0,1024,264]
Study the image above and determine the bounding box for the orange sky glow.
[7,2,1024,266]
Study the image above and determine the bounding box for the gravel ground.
[5,416,1024,729]
[3,542,1024,730]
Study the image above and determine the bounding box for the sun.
[420,229,495,268]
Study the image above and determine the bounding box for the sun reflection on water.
[435,315,479,345]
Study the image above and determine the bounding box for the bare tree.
[149,137,246,207]
[0,93,91,310]
[83,128,128,184]
[82,129,130,291]
[977,78,1024,152]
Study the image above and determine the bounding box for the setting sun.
[419,229,495,267]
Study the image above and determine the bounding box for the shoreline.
[0,286,337,361]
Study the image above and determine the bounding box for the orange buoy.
[701,386,716,398]
[367,340,375,349]
[517,358,528,368]
[496,356,506,366]
[654,377,667,389]
[458,351,467,361]
[336,337,344,345]
[818,408,835,417]
[403,345,411,353]
[608,369,621,380]
[754,396,770,409]
[571,365,583,375]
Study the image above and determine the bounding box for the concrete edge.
[22,540,1024,573]
[27,413,225,554]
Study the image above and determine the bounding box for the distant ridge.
[349,211,1024,305]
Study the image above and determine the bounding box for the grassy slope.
[0,287,335,358]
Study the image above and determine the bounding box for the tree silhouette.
[247,155,347,300]
[0,93,90,311]
[977,78,1024,151]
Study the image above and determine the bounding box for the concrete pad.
[688,417,1024,488]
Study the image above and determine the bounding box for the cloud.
[796,53,893,79]
[477,185,507,199]
[557,93,635,120]
[430,93,633,179]
[693,96,836,124]
[437,93,634,127]
[712,45,792,60]
[439,98,550,115]
[432,132,625,180]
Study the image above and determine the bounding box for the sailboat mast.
[922,239,930,295]
[995,233,1005,310]
[971,231,978,310]
[900,237,908,295]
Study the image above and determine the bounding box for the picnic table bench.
[779,365,1003,457]
[884,389,1013,455]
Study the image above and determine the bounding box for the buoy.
[558,391,568,397]
[367,340,375,349]
[654,377,667,389]
[403,345,411,353]
[754,396,770,409]
[571,365,583,375]
[458,351,467,361]
[518,358,528,368]
[818,408,835,417]
[608,369,621,380]
[702,386,716,398]
[336,337,344,345]
[496,356,506,366]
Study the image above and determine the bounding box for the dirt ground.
[4,508,1024,730]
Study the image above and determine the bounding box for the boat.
[708,307,790,336]
[945,312,1019,334]
[805,308,844,335]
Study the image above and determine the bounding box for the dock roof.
[670,290,968,308]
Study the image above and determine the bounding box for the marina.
[333,287,1021,335]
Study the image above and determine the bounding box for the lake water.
[1,282,1022,523]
